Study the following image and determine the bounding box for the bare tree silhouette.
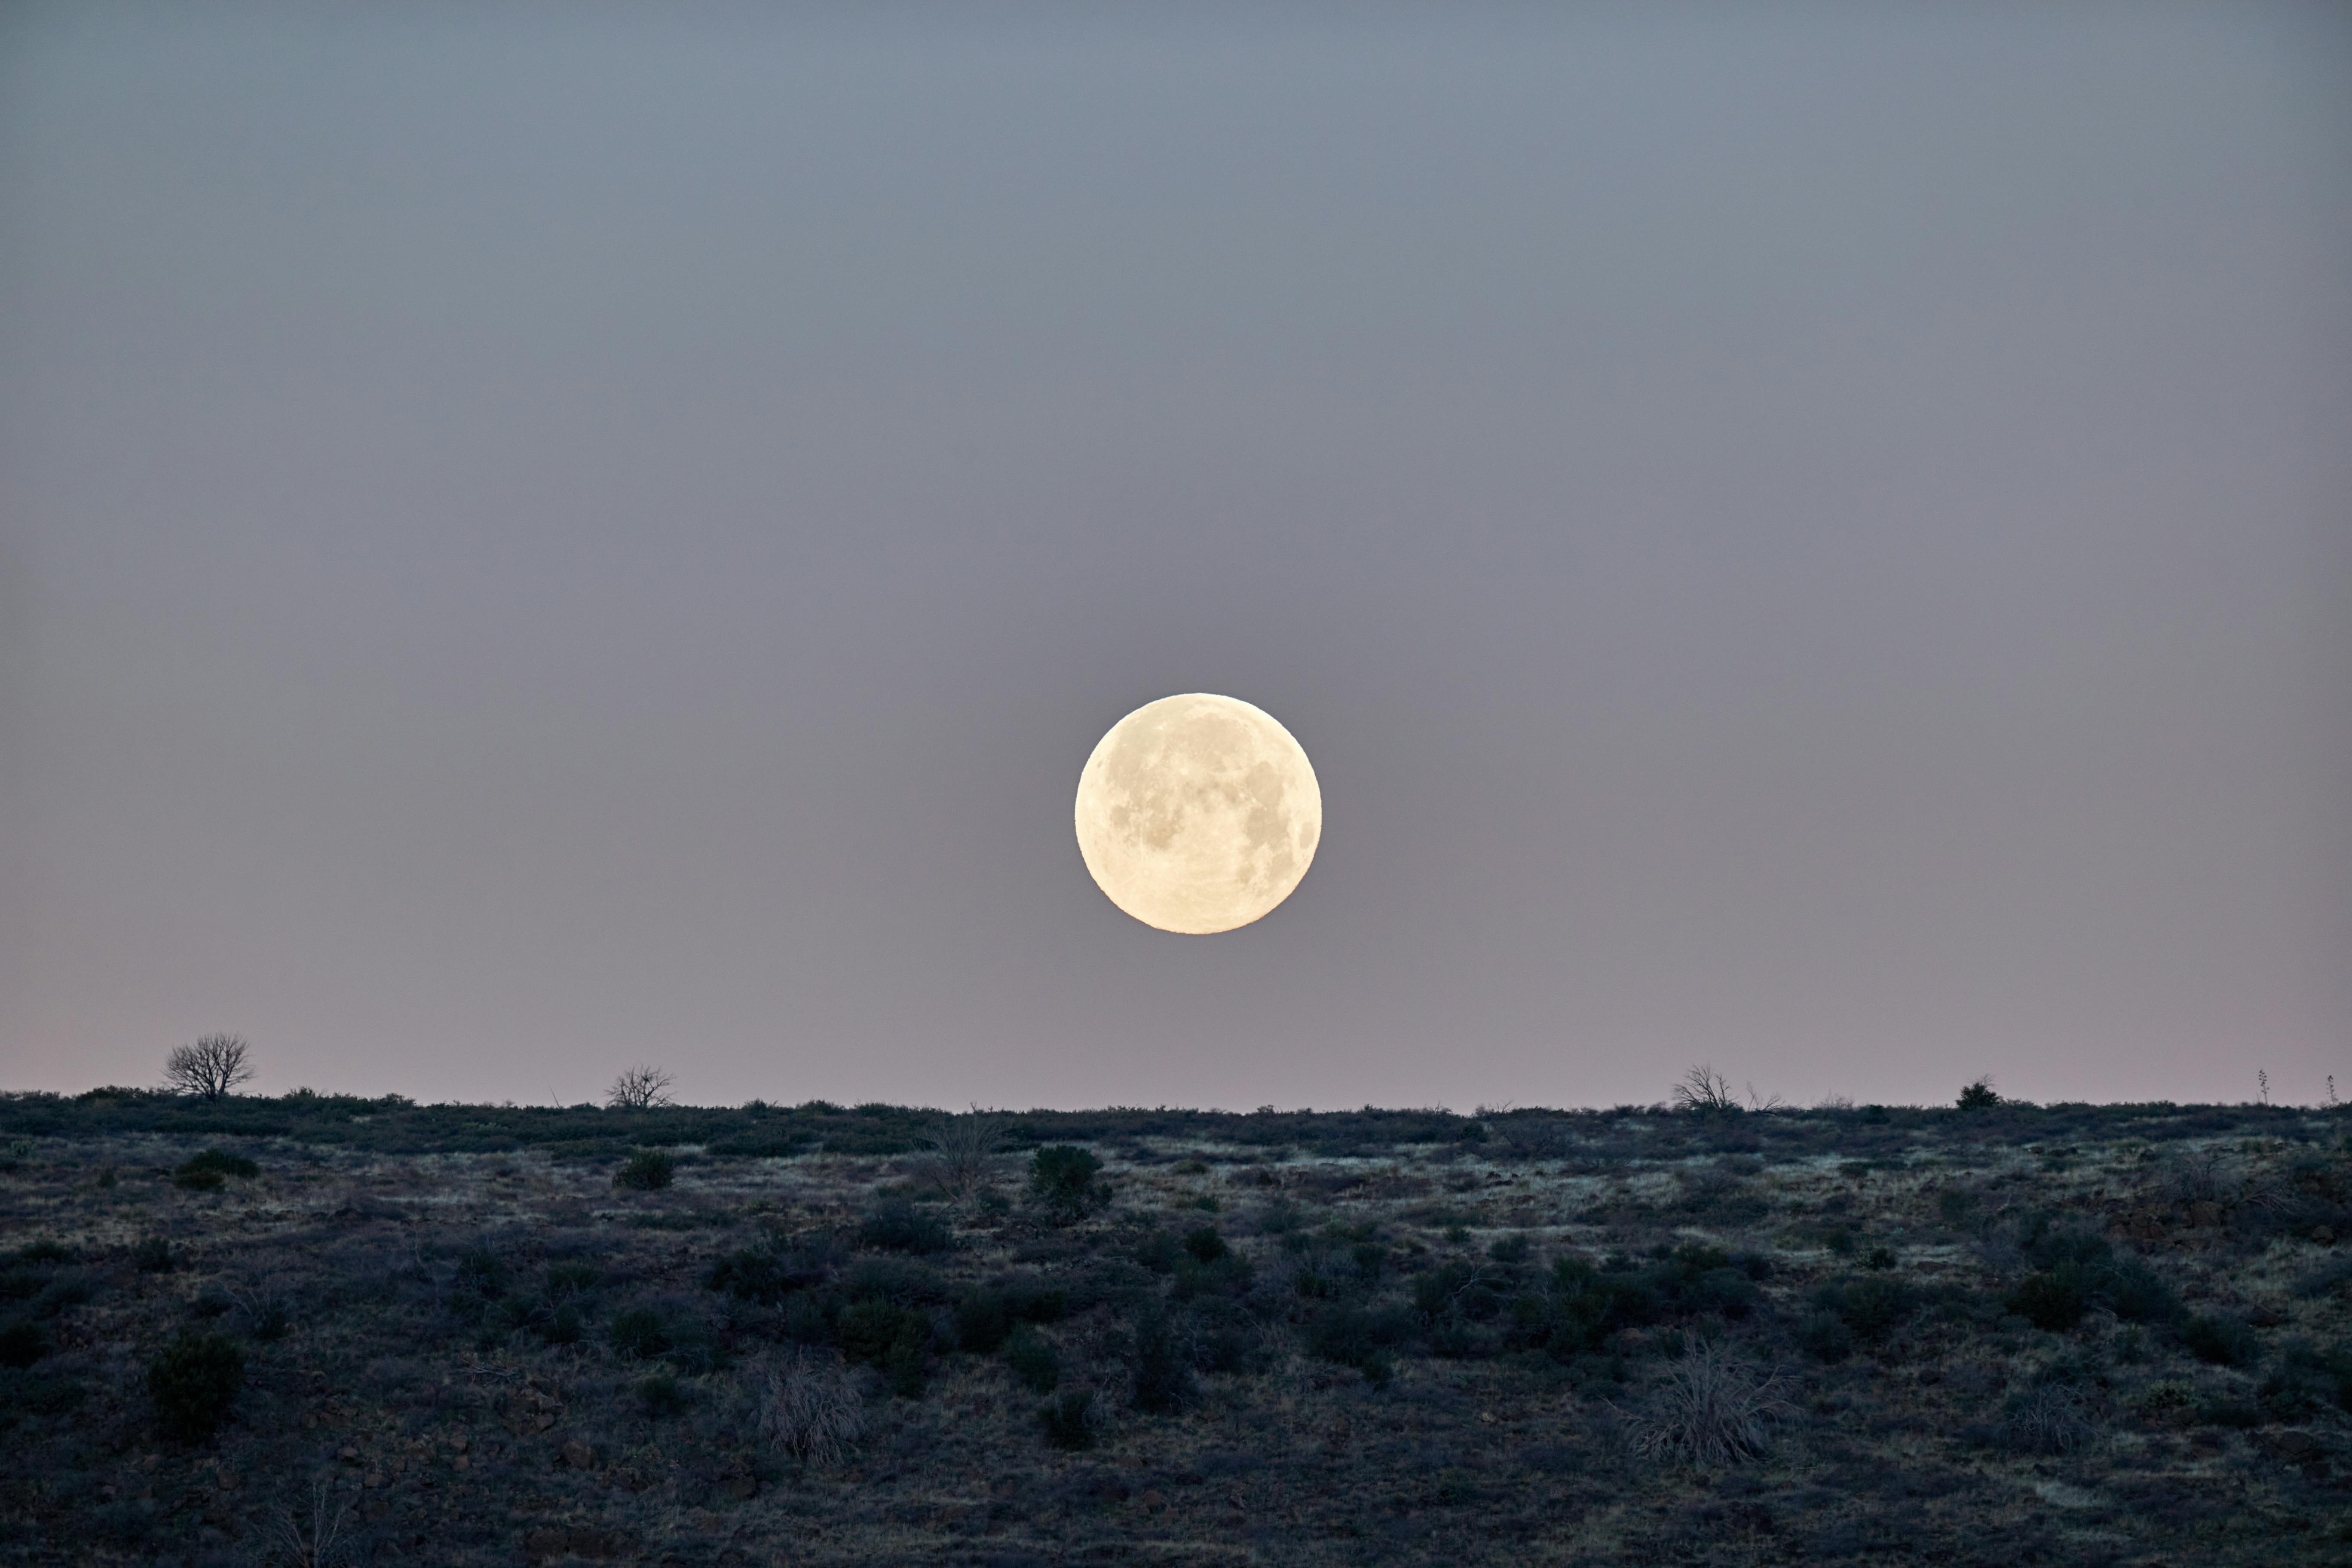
[606,1065,676,1111]
[1670,1064,1741,1117]
[163,1035,256,1101]
[917,1106,1008,1198]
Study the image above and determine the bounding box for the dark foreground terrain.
[2,1088,2349,1566]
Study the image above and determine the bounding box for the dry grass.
[1620,1343,1791,1467]
[754,1348,868,1466]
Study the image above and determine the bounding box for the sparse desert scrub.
[0,1090,2346,1564]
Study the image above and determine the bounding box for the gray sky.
[4,3,2348,1111]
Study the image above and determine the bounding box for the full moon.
[1074,693,1322,934]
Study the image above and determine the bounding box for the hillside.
[2,1089,2347,1565]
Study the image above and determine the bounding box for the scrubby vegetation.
[0,1085,2347,1564]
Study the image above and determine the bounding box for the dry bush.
[606,1066,676,1111]
[1621,1344,1790,1467]
[2001,1384,2096,1455]
[916,1107,1007,1198]
[164,1035,255,1101]
[1671,1066,1742,1118]
[265,1476,355,1567]
[755,1348,867,1466]
[2164,1148,2240,1207]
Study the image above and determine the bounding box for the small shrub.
[837,1300,931,1396]
[537,1303,584,1346]
[1005,1326,1060,1392]
[15,1242,69,1266]
[955,1289,1014,1354]
[1957,1079,2001,1111]
[132,1238,177,1274]
[1029,1145,1106,1220]
[613,1150,675,1192]
[756,1349,866,1465]
[2007,1269,2088,1332]
[546,1261,602,1299]
[1041,1387,1096,1450]
[148,1329,245,1442]
[1621,1344,1788,1466]
[173,1167,225,1192]
[453,1249,506,1299]
[2181,1314,2260,1368]
[2001,1385,2094,1454]
[2107,1257,2183,1325]
[178,1149,259,1180]
[1130,1310,1192,1412]
[858,1197,951,1256]
[0,1320,46,1369]
[1797,1311,1854,1363]
[637,1371,691,1418]
[705,1248,805,1305]
[609,1307,672,1361]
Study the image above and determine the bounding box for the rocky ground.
[1,1091,2349,1566]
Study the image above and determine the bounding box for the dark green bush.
[1305,1304,1405,1386]
[1798,1311,1854,1363]
[2181,1314,2259,1367]
[172,1167,224,1192]
[704,1247,814,1305]
[0,1320,45,1369]
[177,1149,258,1180]
[527,1298,577,1344]
[15,1242,70,1265]
[609,1307,672,1360]
[147,1329,244,1442]
[1182,1226,1228,1265]
[2006,1269,2089,1332]
[546,1262,602,1298]
[132,1238,177,1274]
[1133,1230,1184,1274]
[454,1248,506,1298]
[1005,1326,1060,1393]
[1029,1145,1106,1219]
[2107,1257,2184,1325]
[613,1149,675,1191]
[956,1289,1014,1354]
[1130,1309,1193,1412]
[837,1299,931,1395]
[859,1197,951,1255]
[1040,1388,1095,1450]
[637,1371,690,1418]
[1957,1080,2001,1111]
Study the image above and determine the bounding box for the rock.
[2314,1226,2336,1245]
[338,1446,360,1464]
[721,1473,758,1500]
[2272,1430,2319,1460]
[560,1440,594,1470]
[2189,1200,2224,1228]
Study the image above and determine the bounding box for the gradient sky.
[3,3,2348,1112]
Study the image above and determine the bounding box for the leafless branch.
[163,1034,256,1101]
[1670,1065,1742,1117]
[606,1065,676,1111]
